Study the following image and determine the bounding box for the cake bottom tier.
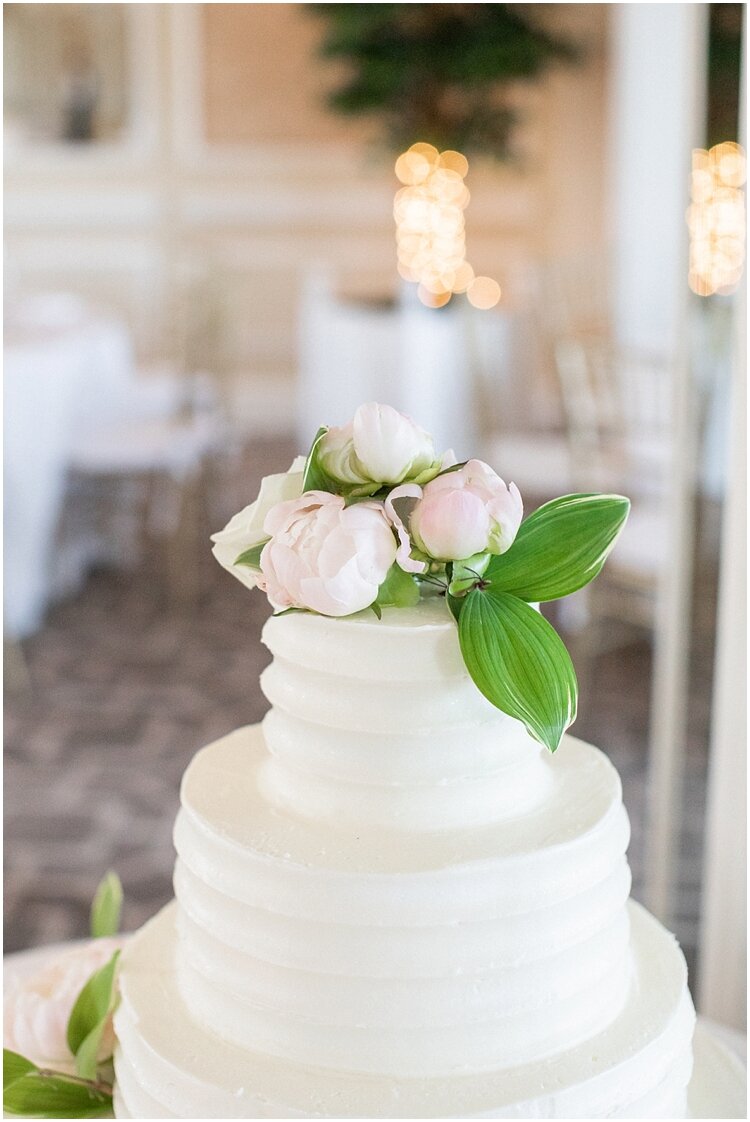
[113,900,694,1119]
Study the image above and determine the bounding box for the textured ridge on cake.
[113,598,695,1117]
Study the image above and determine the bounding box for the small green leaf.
[3,1051,37,1091]
[369,601,382,619]
[458,589,577,752]
[447,552,491,597]
[66,951,120,1080]
[486,493,630,602]
[3,1071,112,1118]
[90,872,122,939]
[234,541,267,569]
[376,564,420,608]
[433,460,467,478]
[446,592,463,622]
[302,426,339,493]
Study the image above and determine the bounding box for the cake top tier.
[212,402,630,752]
[262,594,465,682]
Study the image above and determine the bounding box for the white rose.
[319,403,439,488]
[210,456,305,589]
[4,938,122,1068]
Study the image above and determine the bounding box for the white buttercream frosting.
[114,597,695,1116]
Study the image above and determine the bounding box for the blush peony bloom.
[258,491,397,616]
[3,938,122,1068]
[389,460,523,564]
[319,403,440,488]
[210,456,306,590]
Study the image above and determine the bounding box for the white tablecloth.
[4,306,135,637]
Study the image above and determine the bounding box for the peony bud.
[319,403,440,489]
[398,460,523,563]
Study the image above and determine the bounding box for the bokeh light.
[394,142,501,310]
[687,141,746,296]
[467,276,502,310]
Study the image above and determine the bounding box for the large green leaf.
[3,1071,112,1118]
[66,951,120,1080]
[3,1051,36,1091]
[90,872,122,939]
[458,589,577,752]
[486,493,630,602]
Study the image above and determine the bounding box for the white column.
[609,4,706,355]
[698,27,747,1032]
[607,4,709,923]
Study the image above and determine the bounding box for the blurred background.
[4,3,746,1032]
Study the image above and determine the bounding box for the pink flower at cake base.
[389,459,523,564]
[259,492,397,616]
[4,938,122,1068]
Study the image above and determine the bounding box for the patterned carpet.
[4,438,717,986]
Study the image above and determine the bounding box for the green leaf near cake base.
[66,951,121,1081]
[3,1050,37,1091]
[486,493,630,602]
[3,1066,112,1119]
[458,589,577,752]
[90,871,123,939]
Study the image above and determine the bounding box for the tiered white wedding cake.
[111,404,695,1118]
[113,597,694,1118]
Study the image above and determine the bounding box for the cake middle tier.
[257,598,554,831]
[172,726,633,1077]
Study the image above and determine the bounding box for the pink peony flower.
[4,938,122,1068]
[319,403,440,488]
[389,460,523,564]
[259,491,397,616]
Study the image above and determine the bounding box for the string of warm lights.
[394,142,501,310]
[687,141,746,297]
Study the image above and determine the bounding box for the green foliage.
[234,542,266,569]
[66,952,121,1081]
[3,1051,36,1091]
[376,563,421,608]
[302,426,336,493]
[90,872,123,940]
[310,4,578,158]
[458,589,577,752]
[3,1063,112,1119]
[486,494,630,602]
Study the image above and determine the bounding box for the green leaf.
[446,592,463,623]
[66,951,120,1080]
[302,426,338,493]
[3,1071,112,1118]
[90,872,122,939]
[486,493,630,601]
[3,1051,37,1091]
[376,564,420,608]
[447,552,491,597]
[458,589,577,752]
[234,541,267,569]
[369,601,382,619]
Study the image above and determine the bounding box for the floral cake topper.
[212,403,629,752]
